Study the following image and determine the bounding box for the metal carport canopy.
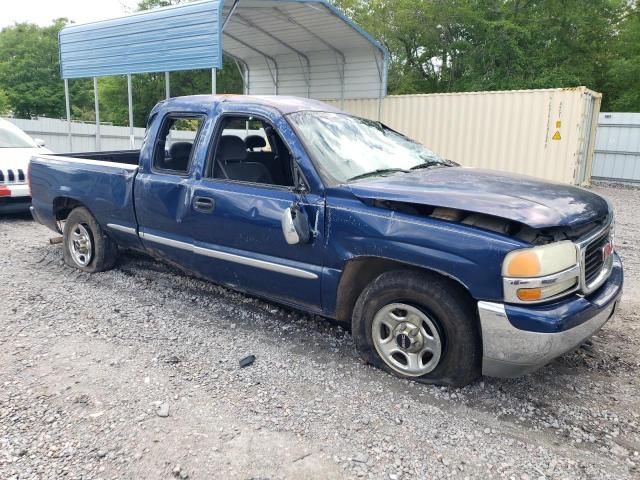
[221,0,388,101]
[58,0,388,150]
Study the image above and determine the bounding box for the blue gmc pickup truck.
[29,95,623,386]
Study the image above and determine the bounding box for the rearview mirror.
[34,138,46,147]
[282,205,310,245]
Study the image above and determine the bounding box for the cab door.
[185,110,325,310]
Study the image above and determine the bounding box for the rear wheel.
[352,270,481,387]
[63,207,117,273]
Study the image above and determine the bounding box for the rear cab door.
[185,100,326,311]
[134,102,212,268]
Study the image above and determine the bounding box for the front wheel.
[352,270,481,387]
[63,207,117,273]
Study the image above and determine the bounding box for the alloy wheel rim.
[69,223,93,267]
[372,303,442,376]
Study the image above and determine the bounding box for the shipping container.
[325,87,601,185]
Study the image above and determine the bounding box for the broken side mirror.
[282,204,310,245]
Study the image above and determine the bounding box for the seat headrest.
[169,142,192,160]
[218,135,247,162]
[245,135,267,151]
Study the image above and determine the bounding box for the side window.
[207,116,294,187]
[153,115,204,174]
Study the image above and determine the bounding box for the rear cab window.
[153,115,205,175]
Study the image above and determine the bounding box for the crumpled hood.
[348,167,610,229]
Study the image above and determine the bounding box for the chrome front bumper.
[478,300,618,377]
[480,252,623,378]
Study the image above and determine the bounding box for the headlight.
[502,241,580,303]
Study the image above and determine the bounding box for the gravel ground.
[0,185,638,480]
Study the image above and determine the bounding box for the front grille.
[584,229,610,285]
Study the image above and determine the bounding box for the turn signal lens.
[515,278,578,303]
[516,288,542,302]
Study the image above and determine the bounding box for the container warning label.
[552,131,562,141]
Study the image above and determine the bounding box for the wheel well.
[335,257,474,324]
[53,197,84,221]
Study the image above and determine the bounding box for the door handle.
[193,196,215,213]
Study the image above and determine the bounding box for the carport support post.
[64,79,72,152]
[127,74,134,149]
[165,72,170,100]
[93,77,101,151]
[212,68,217,94]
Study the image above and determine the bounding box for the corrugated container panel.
[59,1,223,79]
[325,87,601,185]
[592,112,640,183]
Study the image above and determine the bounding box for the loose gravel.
[0,185,638,479]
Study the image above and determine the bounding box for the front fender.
[325,197,525,302]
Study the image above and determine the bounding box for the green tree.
[0,20,90,118]
[0,88,10,114]
[606,7,640,110]
[333,0,628,105]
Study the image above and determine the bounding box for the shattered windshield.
[287,111,453,186]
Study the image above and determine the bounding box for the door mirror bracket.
[292,159,308,195]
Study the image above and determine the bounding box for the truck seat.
[216,135,274,184]
[245,135,266,151]
[167,142,193,171]
[243,135,288,186]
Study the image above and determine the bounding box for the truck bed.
[29,153,139,238]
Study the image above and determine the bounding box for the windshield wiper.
[348,168,408,182]
[410,160,445,170]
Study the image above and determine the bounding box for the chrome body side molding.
[139,231,318,280]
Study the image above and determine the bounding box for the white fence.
[2,116,268,154]
[592,112,640,184]
[2,116,146,153]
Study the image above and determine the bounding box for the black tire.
[63,207,117,273]
[352,270,481,387]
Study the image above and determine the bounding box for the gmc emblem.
[602,241,614,261]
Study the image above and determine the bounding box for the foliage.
[333,0,637,110]
[605,8,640,111]
[0,0,637,126]
[0,88,10,114]
[0,19,68,118]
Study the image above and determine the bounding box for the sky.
[1,0,140,29]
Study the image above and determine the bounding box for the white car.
[0,119,51,213]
